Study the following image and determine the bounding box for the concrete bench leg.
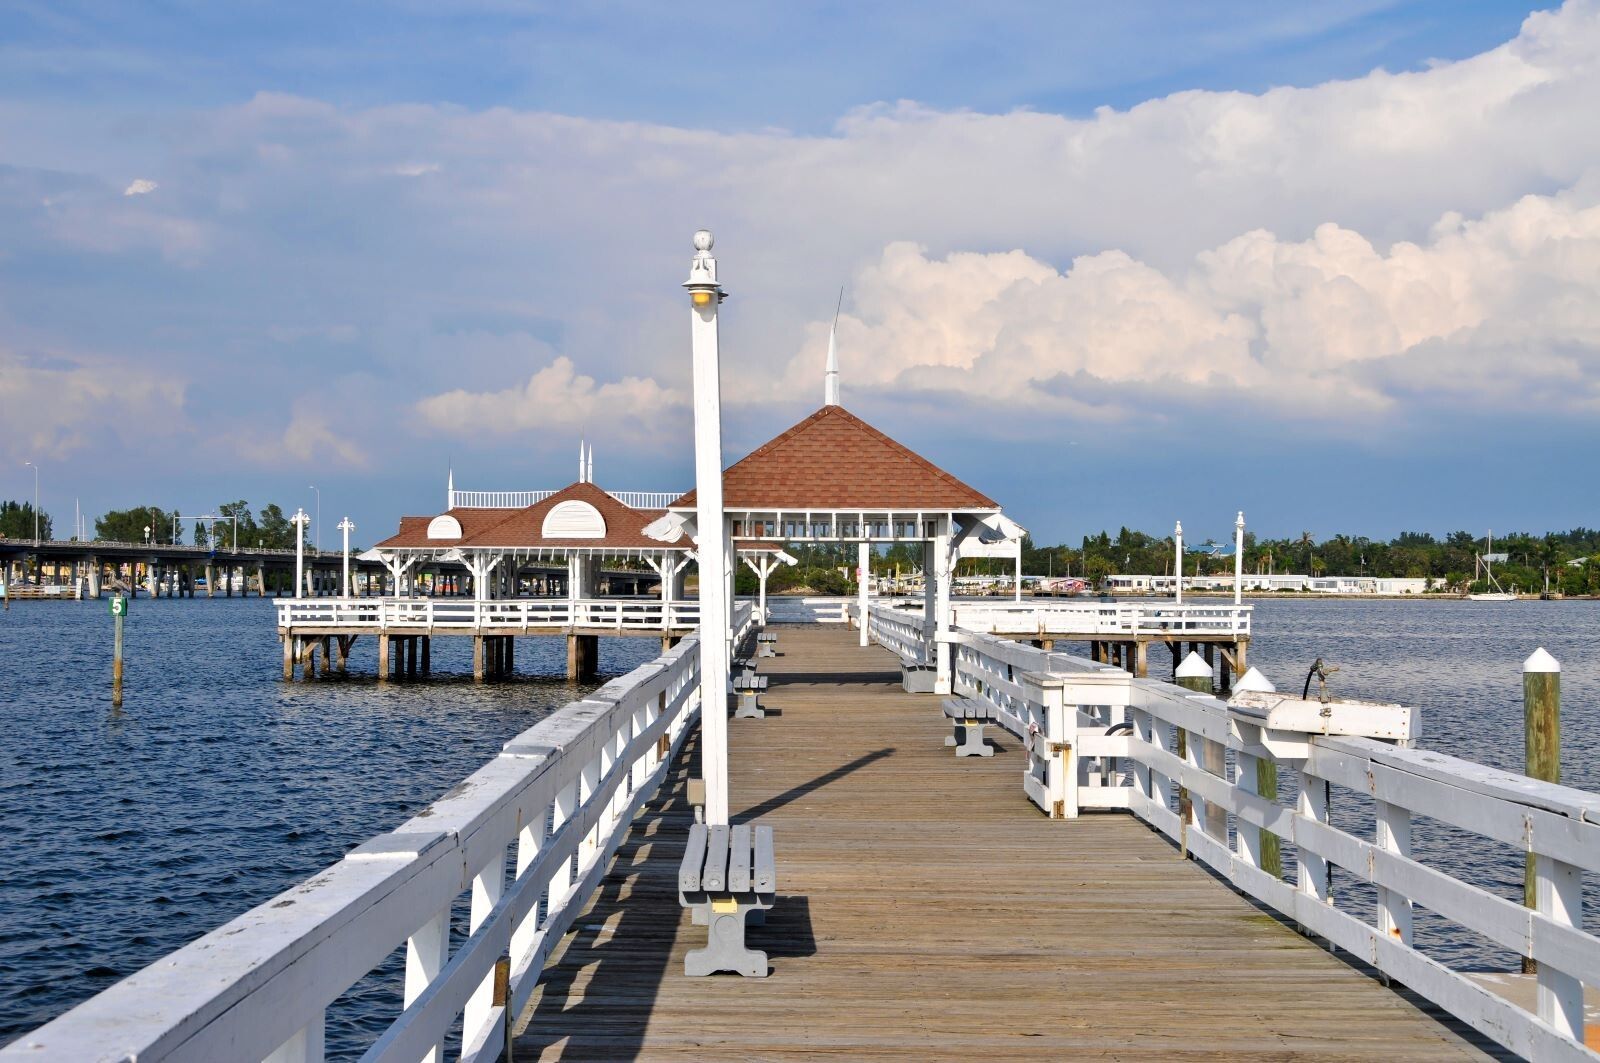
[734,692,765,719]
[686,901,768,977]
[955,720,993,757]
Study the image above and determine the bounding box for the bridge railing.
[275,596,702,632]
[864,606,1598,1062]
[9,604,755,1063]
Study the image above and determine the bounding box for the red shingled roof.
[459,482,670,549]
[672,405,998,510]
[374,508,521,548]
[374,484,677,551]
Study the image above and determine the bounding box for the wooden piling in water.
[1522,648,1561,974]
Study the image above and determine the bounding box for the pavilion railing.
[276,597,701,632]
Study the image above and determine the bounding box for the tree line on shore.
[729,528,1600,597]
[0,500,304,550]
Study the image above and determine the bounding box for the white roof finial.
[824,287,842,407]
[578,435,587,482]
[586,442,594,485]
[447,464,454,508]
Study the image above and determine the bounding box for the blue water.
[0,596,1596,1053]
[0,596,658,1053]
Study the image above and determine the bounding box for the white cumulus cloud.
[415,356,687,439]
[122,178,158,196]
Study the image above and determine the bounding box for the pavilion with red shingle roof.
[652,402,1024,694]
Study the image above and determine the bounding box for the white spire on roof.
[586,443,594,485]
[578,436,587,482]
[446,464,454,508]
[824,287,842,407]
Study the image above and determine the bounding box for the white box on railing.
[1228,689,1417,745]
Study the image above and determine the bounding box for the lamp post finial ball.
[693,229,713,252]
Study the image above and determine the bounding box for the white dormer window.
[426,514,463,540]
[541,500,606,539]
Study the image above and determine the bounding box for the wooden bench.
[756,631,778,658]
[678,822,777,977]
[942,697,996,757]
[899,652,936,693]
[732,673,769,718]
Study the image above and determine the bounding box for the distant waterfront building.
[1103,573,1430,595]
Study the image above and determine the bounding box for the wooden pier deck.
[515,624,1500,1060]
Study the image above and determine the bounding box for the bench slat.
[703,825,731,891]
[753,825,776,893]
[729,824,752,892]
[680,822,708,892]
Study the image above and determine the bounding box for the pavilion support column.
[933,524,953,695]
[473,635,486,682]
[858,541,871,647]
[378,634,391,681]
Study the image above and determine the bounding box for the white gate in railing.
[12,606,756,1063]
[864,607,1600,1062]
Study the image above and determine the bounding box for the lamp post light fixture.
[143,524,151,545]
[291,508,311,598]
[685,228,732,828]
[337,517,355,597]
[1234,511,1246,606]
[1174,520,1184,605]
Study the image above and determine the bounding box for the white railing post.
[1234,731,1263,870]
[1297,771,1331,905]
[1375,800,1413,946]
[464,848,508,1043]
[404,908,450,1063]
[510,808,548,981]
[263,1011,325,1063]
[1535,854,1583,1038]
[1131,708,1154,806]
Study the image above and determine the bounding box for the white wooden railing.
[945,599,1252,638]
[276,597,701,632]
[866,605,1599,1062]
[449,490,680,510]
[10,605,755,1063]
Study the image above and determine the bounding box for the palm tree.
[1298,531,1314,574]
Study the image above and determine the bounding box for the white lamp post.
[338,517,355,597]
[291,508,311,598]
[1174,520,1184,604]
[686,229,731,828]
[1234,511,1245,607]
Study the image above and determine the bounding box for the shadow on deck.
[514,625,1504,1061]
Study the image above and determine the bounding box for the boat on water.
[1467,529,1518,601]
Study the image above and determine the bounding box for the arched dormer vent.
[542,500,606,539]
[426,514,463,540]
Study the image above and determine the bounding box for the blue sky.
[2,1,1595,548]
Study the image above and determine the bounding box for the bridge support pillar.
[421,635,431,675]
[567,634,598,682]
[1031,638,1054,651]
[1134,640,1149,678]
[282,636,293,680]
[473,635,486,681]
[378,634,391,681]
[86,558,101,599]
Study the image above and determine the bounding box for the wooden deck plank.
[514,624,1504,1061]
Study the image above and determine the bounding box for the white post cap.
[1175,651,1211,679]
[1234,666,1276,693]
[1523,647,1560,674]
